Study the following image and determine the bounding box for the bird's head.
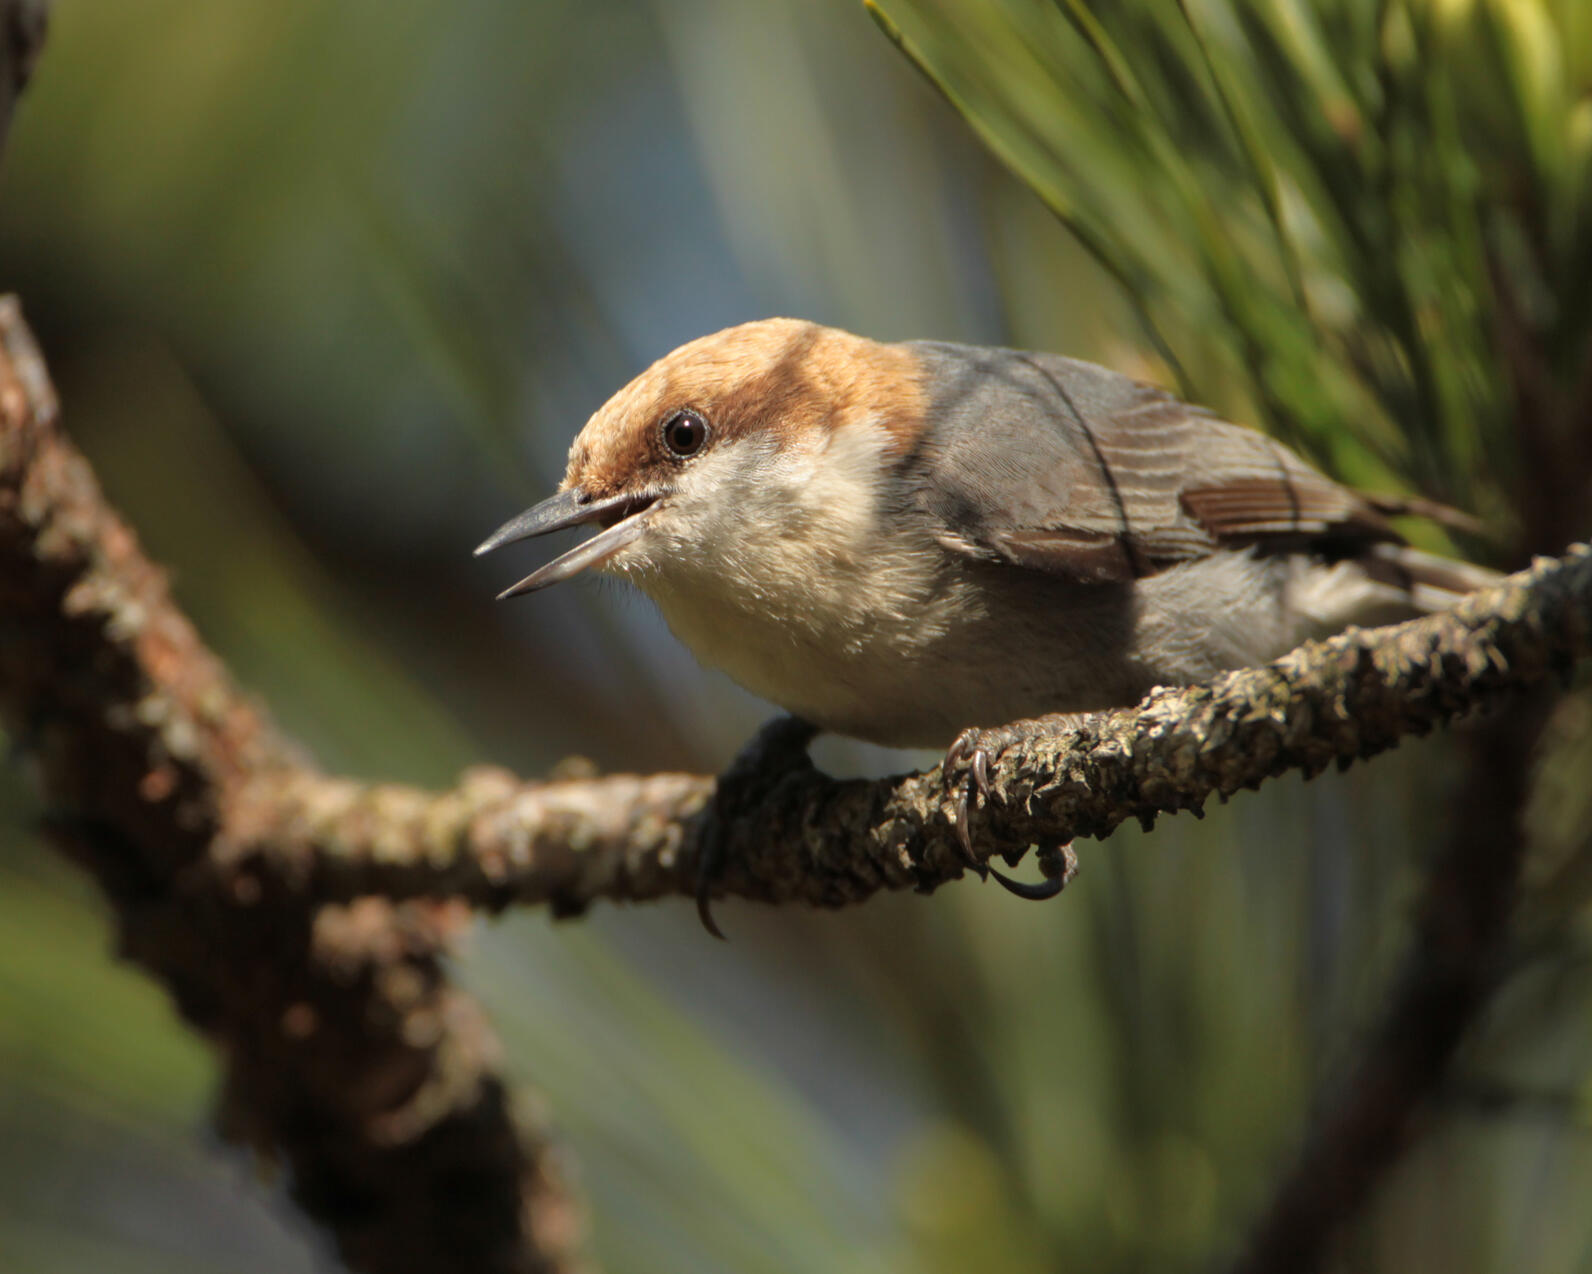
[476,318,927,599]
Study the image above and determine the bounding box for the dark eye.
[661,409,709,458]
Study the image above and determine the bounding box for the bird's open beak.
[474,487,658,599]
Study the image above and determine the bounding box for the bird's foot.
[944,720,1042,874]
[944,717,1086,901]
[695,715,819,939]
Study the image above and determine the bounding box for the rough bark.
[204,547,1589,919]
[0,300,589,1273]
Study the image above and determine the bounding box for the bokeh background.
[2,3,1590,1272]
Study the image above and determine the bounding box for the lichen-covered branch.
[198,545,1591,919]
[0,300,588,1274]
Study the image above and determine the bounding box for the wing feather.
[907,344,1397,584]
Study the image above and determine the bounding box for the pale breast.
[642,534,964,743]
[639,545,1402,749]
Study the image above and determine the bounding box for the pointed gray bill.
[475,488,657,599]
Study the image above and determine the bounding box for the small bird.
[478,319,1494,921]
[478,318,1493,752]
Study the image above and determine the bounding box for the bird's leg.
[944,716,1088,901]
[695,715,819,939]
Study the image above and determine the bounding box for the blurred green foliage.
[871,0,1592,540]
[1,2,1591,1274]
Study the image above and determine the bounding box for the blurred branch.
[0,299,589,1274]
[1228,689,1548,1274]
[0,0,46,151]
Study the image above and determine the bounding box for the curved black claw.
[954,817,988,880]
[694,715,819,940]
[696,871,726,940]
[949,748,987,880]
[944,722,1029,879]
[987,842,1079,900]
[946,718,1089,898]
[986,863,1066,900]
[694,808,728,939]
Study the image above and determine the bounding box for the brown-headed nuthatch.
[477,320,1493,912]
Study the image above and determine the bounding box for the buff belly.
[637,547,1420,750]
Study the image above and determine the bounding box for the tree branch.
[203,547,1590,918]
[0,300,589,1273]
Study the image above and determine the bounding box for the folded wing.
[908,344,1396,584]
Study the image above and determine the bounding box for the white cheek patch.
[603,418,957,721]
[612,424,874,556]
[800,420,888,546]
[662,424,888,598]
[622,419,918,605]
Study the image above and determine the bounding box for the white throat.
[600,421,954,731]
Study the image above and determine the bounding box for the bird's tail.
[1290,543,1501,635]
[1360,492,1488,539]
[1360,542,1502,614]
